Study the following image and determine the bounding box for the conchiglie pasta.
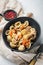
[12,33,16,38]
[10,25,14,30]
[23,34,30,39]
[15,21,21,28]
[18,45,25,51]
[21,29,27,35]
[10,42,17,48]
[5,30,9,35]
[24,21,29,27]
[7,35,12,41]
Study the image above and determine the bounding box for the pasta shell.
[21,29,27,35]
[18,45,25,51]
[5,30,9,35]
[10,25,14,30]
[10,42,16,48]
[15,21,21,28]
[7,35,12,41]
[24,21,29,27]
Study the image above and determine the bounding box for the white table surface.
[0,0,43,65]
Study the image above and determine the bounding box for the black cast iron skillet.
[2,17,41,52]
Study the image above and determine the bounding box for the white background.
[0,0,43,65]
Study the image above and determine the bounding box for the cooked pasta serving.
[5,21,36,51]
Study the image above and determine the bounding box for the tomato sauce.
[4,11,16,20]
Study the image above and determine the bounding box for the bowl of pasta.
[2,17,41,52]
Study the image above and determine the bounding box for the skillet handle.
[29,53,41,65]
[0,14,3,17]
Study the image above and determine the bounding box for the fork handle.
[29,53,41,65]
